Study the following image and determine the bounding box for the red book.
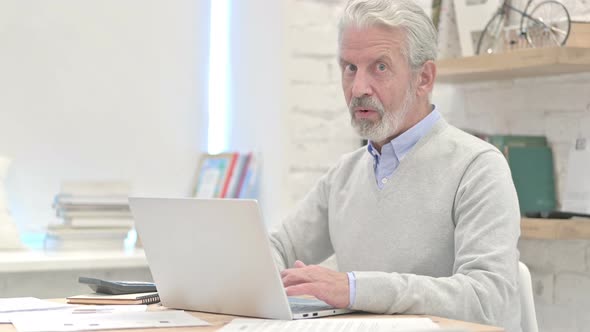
[220,153,239,198]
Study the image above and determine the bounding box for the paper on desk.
[0,298,73,324]
[219,317,441,332]
[0,298,71,313]
[10,310,209,332]
[0,305,147,324]
[67,304,147,314]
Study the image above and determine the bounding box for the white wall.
[0,0,210,234]
[226,0,287,226]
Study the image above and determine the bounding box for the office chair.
[519,261,539,332]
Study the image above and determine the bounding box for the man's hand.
[280,260,350,308]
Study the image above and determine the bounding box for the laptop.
[129,197,354,320]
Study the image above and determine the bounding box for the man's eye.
[377,63,386,71]
[347,64,357,72]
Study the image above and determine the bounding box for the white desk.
[0,249,147,273]
[0,249,151,298]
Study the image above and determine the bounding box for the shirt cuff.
[347,271,356,309]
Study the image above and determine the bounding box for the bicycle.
[476,0,571,55]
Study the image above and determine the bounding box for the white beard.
[349,85,415,143]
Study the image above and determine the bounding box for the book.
[54,195,130,207]
[44,225,130,250]
[65,217,134,229]
[506,146,556,215]
[219,153,239,198]
[233,153,253,198]
[66,292,160,305]
[193,153,237,198]
[225,153,249,198]
[46,225,131,238]
[43,237,127,251]
[56,209,132,219]
[238,153,259,199]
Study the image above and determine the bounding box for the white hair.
[338,0,438,71]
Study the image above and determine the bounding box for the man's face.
[339,25,416,144]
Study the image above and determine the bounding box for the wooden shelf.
[521,218,590,240]
[436,47,590,83]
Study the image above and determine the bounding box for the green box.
[488,135,547,152]
[505,146,556,214]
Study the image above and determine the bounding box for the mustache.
[349,96,385,115]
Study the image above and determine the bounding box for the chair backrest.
[518,261,539,332]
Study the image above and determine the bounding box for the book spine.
[239,154,259,199]
[234,153,252,198]
[220,153,239,198]
[67,217,135,228]
[224,154,245,199]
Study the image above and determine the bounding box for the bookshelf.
[521,218,590,240]
[436,47,590,83]
[436,49,590,240]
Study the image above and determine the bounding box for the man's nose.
[351,71,373,98]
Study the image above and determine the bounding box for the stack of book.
[44,181,133,251]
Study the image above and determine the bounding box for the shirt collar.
[367,105,441,163]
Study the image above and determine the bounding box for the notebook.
[129,197,354,320]
[66,292,160,305]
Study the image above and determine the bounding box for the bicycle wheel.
[523,0,571,48]
[476,12,506,55]
[519,0,539,33]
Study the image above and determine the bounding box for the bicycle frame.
[501,0,558,33]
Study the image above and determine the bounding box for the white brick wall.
[282,0,357,210]
[519,240,588,272]
[282,0,590,331]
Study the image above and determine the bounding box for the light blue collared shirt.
[367,107,441,189]
[347,105,441,308]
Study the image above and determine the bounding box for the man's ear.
[415,60,436,98]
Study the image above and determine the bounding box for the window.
[207,0,231,154]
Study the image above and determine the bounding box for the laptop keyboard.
[288,297,335,314]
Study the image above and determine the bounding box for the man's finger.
[281,271,310,287]
[294,260,307,268]
[285,283,319,297]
